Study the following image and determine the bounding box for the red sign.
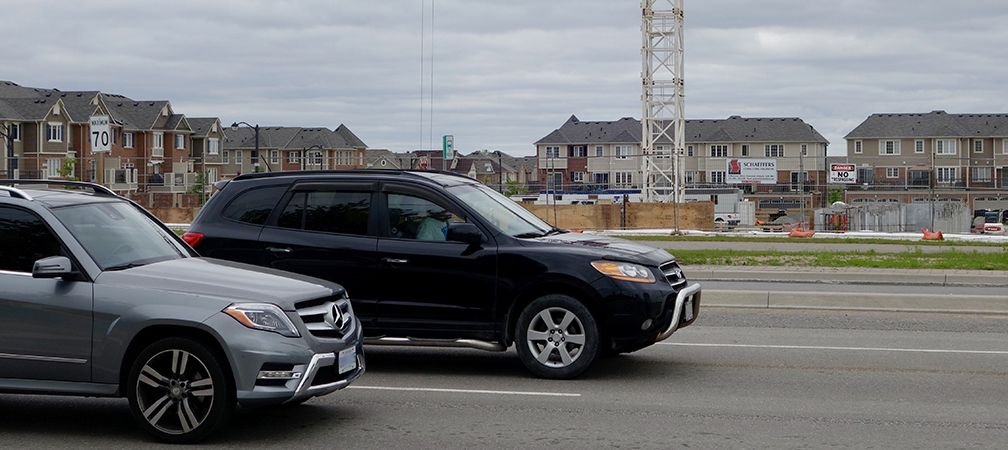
[417,156,430,170]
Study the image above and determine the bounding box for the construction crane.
[641,0,685,209]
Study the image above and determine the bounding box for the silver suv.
[0,181,364,443]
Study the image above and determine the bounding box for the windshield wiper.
[545,227,566,236]
[103,262,148,272]
[514,231,547,239]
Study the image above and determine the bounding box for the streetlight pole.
[231,121,271,172]
[494,150,504,192]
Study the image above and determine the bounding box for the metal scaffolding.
[641,0,685,204]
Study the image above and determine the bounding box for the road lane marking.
[348,385,581,397]
[659,342,1008,355]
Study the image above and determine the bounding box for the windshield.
[52,201,187,270]
[448,183,553,237]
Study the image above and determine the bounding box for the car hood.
[95,257,341,311]
[533,232,673,266]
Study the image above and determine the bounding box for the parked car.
[0,180,364,443]
[186,170,701,379]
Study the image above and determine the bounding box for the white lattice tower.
[641,0,685,203]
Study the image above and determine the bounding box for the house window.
[886,168,899,178]
[915,140,924,154]
[175,134,185,149]
[764,144,784,158]
[708,171,726,184]
[615,145,632,159]
[152,132,164,158]
[571,171,585,183]
[270,150,279,164]
[709,144,728,158]
[1003,139,1008,155]
[235,150,243,166]
[46,122,64,142]
[7,123,20,141]
[123,132,134,148]
[935,139,957,155]
[289,151,301,164]
[614,171,633,187]
[208,138,219,155]
[790,171,807,190]
[936,167,958,183]
[687,145,694,157]
[857,167,874,185]
[569,146,587,158]
[685,171,697,185]
[46,158,61,178]
[595,145,604,157]
[801,144,808,156]
[223,151,229,164]
[974,139,984,153]
[546,172,562,190]
[544,146,560,158]
[655,145,671,159]
[854,140,863,154]
[593,172,609,188]
[972,167,992,182]
[741,144,749,157]
[880,140,900,155]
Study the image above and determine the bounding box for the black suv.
[186,170,701,379]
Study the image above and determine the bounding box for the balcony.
[148,172,197,193]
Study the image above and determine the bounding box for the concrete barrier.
[703,289,1008,314]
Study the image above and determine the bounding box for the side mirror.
[32,256,74,279]
[446,223,483,246]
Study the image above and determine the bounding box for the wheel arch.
[503,275,609,348]
[118,324,236,397]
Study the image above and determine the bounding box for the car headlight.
[591,260,656,283]
[224,303,301,338]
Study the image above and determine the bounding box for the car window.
[222,185,287,225]
[277,190,371,236]
[0,206,63,273]
[52,202,187,270]
[386,193,464,241]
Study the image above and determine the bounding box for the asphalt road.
[2,308,1007,449]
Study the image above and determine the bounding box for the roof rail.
[0,186,33,200]
[0,179,118,197]
[231,169,476,182]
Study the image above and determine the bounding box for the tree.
[503,180,525,197]
[59,157,77,181]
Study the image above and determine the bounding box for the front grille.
[295,294,354,338]
[659,261,687,286]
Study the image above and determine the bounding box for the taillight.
[182,231,205,248]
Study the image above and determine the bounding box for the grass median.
[668,248,1008,270]
[623,235,1008,248]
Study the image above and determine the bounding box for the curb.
[689,269,1008,287]
[703,289,1008,315]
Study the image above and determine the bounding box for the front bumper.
[285,348,366,404]
[595,278,702,352]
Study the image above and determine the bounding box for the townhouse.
[534,115,829,211]
[845,111,1008,189]
[221,124,367,177]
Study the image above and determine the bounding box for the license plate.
[338,347,357,374]
[683,297,694,322]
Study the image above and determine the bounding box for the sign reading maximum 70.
[90,115,111,153]
[829,163,857,184]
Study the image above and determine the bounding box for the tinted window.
[387,193,463,241]
[222,185,287,225]
[0,206,62,272]
[277,190,371,236]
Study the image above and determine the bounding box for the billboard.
[725,159,777,184]
[829,163,857,184]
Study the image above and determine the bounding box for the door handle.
[266,247,293,254]
[382,257,409,264]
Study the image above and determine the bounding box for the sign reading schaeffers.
[725,158,777,184]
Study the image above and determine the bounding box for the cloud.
[3,1,1008,156]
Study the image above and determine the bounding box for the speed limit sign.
[90,115,111,153]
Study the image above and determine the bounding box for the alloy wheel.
[525,307,588,368]
[134,349,215,436]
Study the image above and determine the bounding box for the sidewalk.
[688,264,1008,314]
[685,264,1008,287]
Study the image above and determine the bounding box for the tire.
[127,337,234,444]
[515,295,599,379]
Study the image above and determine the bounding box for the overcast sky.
[5,0,1008,156]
